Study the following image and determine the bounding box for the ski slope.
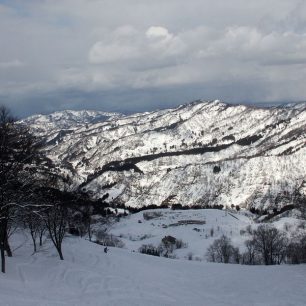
[108,209,303,260]
[1,232,306,306]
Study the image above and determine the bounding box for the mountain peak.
[20,109,122,135]
[22,100,306,211]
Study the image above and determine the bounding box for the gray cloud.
[0,59,25,69]
[0,0,306,117]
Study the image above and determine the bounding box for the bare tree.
[206,234,236,263]
[248,224,287,265]
[0,106,40,273]
[72,198,94,241]
[37,185,72,261]
[44,202,68,260]
[286,233,306,264]
[242,239,257,265]
[82,206,94,241]
[23,205,47,253]
[294,184,306,219]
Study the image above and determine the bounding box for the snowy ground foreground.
[1,231,306,306]
[109,209,303,260]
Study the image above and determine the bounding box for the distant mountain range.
[21,100,306,211]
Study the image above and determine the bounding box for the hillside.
[22,100,306,211]
[1,231,306,306]
[107,208,304,260]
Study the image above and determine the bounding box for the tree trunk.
[57,245,64,260]
[39,233,43,246]
[4,235,12,257]
[31,235,37,253]
[1,245,5,273]
[88,224,92,242]
[0,224,7,272]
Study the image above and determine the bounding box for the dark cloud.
[0,0,306,117]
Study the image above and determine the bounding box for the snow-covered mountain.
[21,109,121,136]
[23,100,306,211]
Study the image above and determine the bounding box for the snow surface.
[1,232,306,306]
[108,209,305,260]
[2,209,306,306]
[109,209,252,259]
[21,100,306,210]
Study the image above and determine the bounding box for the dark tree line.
[0,105,111,273]
[243,225,288,265]
[206,234,240,264]
[22,183,111,262]
[0,106,42,272]
[206,224,306,265]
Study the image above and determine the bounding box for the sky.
[1,0,306,117]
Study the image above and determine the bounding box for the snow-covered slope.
[21,109,121,136]
[23,100,306,210]
[2,232,306,306]
[108,208,304,260]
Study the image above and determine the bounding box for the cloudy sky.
[1,0,306,117]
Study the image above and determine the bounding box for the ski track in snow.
[0,232,306,306]
[1,210,305,306]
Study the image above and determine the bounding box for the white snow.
[109,209,252,258]
[108,209,305,259]
[1,231,306,306]
[21,100,306,211]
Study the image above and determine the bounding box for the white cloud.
[146,26,173,40]
[88,25,186,67]
[84,23,306,93]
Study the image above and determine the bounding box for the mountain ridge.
[22,100,306,211]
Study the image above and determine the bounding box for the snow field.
[108,209,304,260]
[1,231,306,306]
